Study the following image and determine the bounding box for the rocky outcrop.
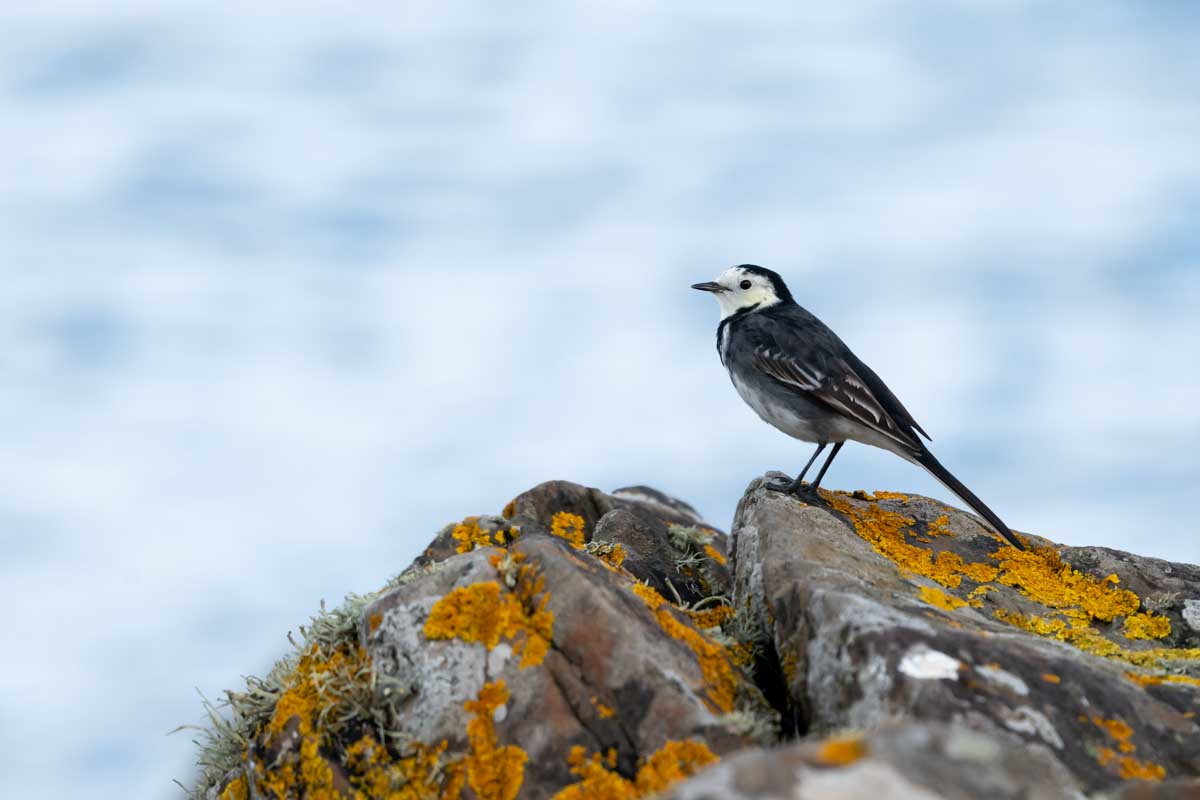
[188,477,1200,800]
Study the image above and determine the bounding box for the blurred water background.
[1,1,1198,797]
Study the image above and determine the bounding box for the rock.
[360,535,767,798]
[191,483,766,800]
[731,474,1200,795]
[186,477,1200,800]
[409,480,729,582]
[663,721,1081,800]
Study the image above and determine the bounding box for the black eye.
[739,280,752,290]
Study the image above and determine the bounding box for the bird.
[692,264,1025,551]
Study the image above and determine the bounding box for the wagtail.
[693,264,1024,550]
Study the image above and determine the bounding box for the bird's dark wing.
[741,305,929,453]
[752,347,924,454]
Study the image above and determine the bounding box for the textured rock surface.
[188,476,1200,800]
[194,480,762,800]
[732,474,1200,795]
[663,721,1081,800]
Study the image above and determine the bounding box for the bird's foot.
[765,476,811,497]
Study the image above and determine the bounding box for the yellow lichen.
[629,584,739,712]
[634,741,720,794]
[687,605,735,630]
[703,544,727,565]
[591,697,616,719]
[551,741,718,800]
[821,491,998,589]
[1042,673,1062,684]
[994,609,1200,668]
[451,517,518,554]
[871,491,910,503]
[463,681,526,800]
[551,512,587,548]
[1123,613,1172,641]
[218,776,248,800]
[918,586,969,612]
[1124,672,1200,689]
[343,733,452,800]
[603,543,628,568]
[422,571,553,670]
[502,499,518,518]
[992,546,1138,622]
[815,734,868,767]
[251,643,456,800]
[1087,715,1166,782]
[821,490,1195,670]
[925,515,955,538]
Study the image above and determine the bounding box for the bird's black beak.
[691,281,725,293]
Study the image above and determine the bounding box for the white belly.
[730,369,824,443]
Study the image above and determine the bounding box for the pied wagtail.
[693,264,1024,551]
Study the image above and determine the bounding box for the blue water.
[1,3,1197,797]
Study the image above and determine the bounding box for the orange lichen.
[687,605,735,630]
[251,642,456,800]
[703,544,727,565]
[603,543,628,568]
[551,512,587,548]
[423,575,553,669]
[815,734,868,766]
[1097,749,1167,782]
[451,517,518,554]
[462,681,526,800]
[1124,672,1200,689]
[634,741,720,794]
[1042,673,1062,684]
[630,583,738,712]
[343,733,452,800]
[994,609,1200,668]
[218,776,248,800]
[1123,613,1172,641]
[1088,715,1166,781]
[551,741,718,800]
[632,583,665,609]
[925,515,955,538]
[918,586,969,612]
[369,613,384,634]
[502,499,518,518]
[871,491,911,503]
[729,641,756,669]
[821,491,998,589]
[991,546,1138,622]
[591,697,616,719]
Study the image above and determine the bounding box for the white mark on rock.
[1000,706,1063,750]
[898,646,963,680]
[487,642,513,676]
[796,762,943,800]
[1183,599,1200,632]
[492,702,508,723]
[943,728,1003,763]
[977,664,1029,696]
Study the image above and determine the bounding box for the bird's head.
[691,265,794,319]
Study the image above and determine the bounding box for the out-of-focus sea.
[1,2,1197,796]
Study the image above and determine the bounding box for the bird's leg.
[767,443,826,495]
[809,441,844,490]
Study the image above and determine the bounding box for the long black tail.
[915,450,1025,551]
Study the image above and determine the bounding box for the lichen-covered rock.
[186,477,1200,800]
[731,474,1200,794]
[189,483,765,800]
[662,721,1081,800]
[360,534,767,798]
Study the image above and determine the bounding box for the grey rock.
[730,476,1200,794]
[663,721,1082,800]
